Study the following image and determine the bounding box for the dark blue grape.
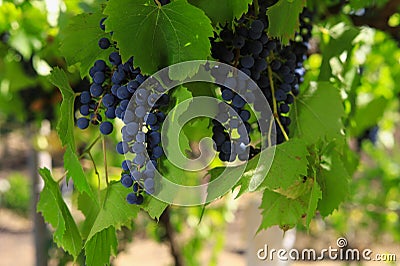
[94,60,106,71]
[222,89,234,101]
[99,18,106,31]
[93,72,105,84]
[98,37,111,49]
[80,105,90,116]
[116,141,129,154]
[145,113,157,125]
[100,121,113,135]
[80,91,91,104]
[109,52,122,66]
[77,117,89,129]
[102,94,115,107]
[240,56,255,68]
[152,146,163,159]
[232,95,246,108]
[126,193,138,204]
[90,83,103,97]
[122,160,131,171]
[121,174,133,188]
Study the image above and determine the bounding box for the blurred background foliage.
[0,0,399,265]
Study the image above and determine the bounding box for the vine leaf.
[317,151,350,217]
[85,226,118,266]
[60,12,114,78]
[235,138,309,196]
[48,68,75,148]
[259,189,306,230]
[142,197,168,220]
[305,178,322,228]
[266,0,306,45]
[188,0,252,25]
[64,146,95,199]
[84,181,140,242]
[37,168,82,260]
[290,82,345,145]
[103,0,213,75]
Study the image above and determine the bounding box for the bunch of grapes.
[75,17,171,204]
[210,2,313,161]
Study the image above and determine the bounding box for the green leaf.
[37,168,82,259]
[104,0,213,75]
[259,189,306,230]
[64,146,94,198]
[48,68,75,148]
[266,0,306,45]
[317,151,350,217]
[60,12,114,78]
[86,182,140,242]
[290,82,345,145]
[305,179,322,228]
[78,192,100,240]
[141,197,168,220]
[233,139,309,196]
[85,226,118,266]
[258,139,309,191]
[188,0,252,25]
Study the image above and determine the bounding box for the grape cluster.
[118,83,170,202]
[75,17,171,204]
[210,3,312,161]
[76,18,147,136]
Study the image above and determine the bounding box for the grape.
[145,113,157,125]
[80,91,91,104]
[240,56,255,68]
[152,146,164,159]
[134,106,146,118]
[80,105,90,116]
[100,121,113,135]
[133,183,139,193]
[144,178,155,190]
[136,194,144,204]
[122,160,131,171]
[275,89,287,102]
[250,20,264,33]
[239,110,251,122]
[280,104,290,113]
[90,83,103,97]
[126,193,138,204]
[117,85,130,100]
[116,141,129,154]
[148,131,161,146]
[132,142,146,153]
[102,94,115,107]
[109,51,122,66]
[77,117,89,129]
[136,131,146,142]
[232,95,246,108]
[222,89,234,101]
[93,72,105,84]
[98,37,111,49]
[99,18,106,31]
[126,122,139,136]
[121,174,133,188]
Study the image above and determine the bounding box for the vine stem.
[254,0,260,16]
[79,134,101,159]
[102,136,109,186]
[88,151,101,191]
[154,0,161,7]
[267,65,290,142]
[160,208,184,266]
